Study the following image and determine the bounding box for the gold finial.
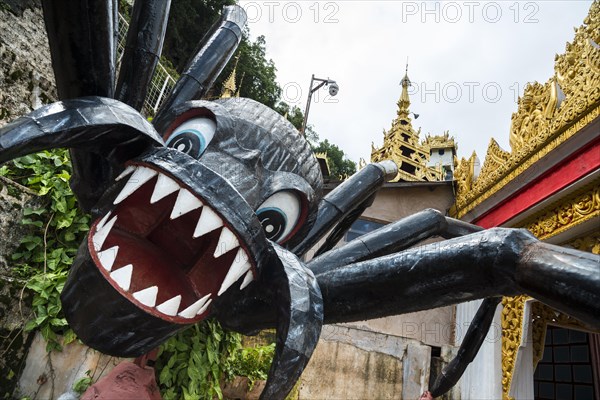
[397,62,411,118]
[221,56,240,98]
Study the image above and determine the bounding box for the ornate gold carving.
[422,131,456,151]
[453,151,478,196]
[220,56,240,99]
[501,295,528,400]
[509,79,560,154]
[476,139,511,185]
[518,182,600,240]
[452,2,600,218]
[358,157,367,170]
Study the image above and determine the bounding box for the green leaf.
[23,208,46,216]
[159,365,172,384]
[63,231,75,241]
[20,218,43,228]
[63,329,77,344]
[49,318,67,327]
[24,320,38,332]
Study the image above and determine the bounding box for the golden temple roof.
[451,1,600,219]
[221,56,240,99]
[371,69,456,182]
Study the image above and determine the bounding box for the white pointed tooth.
[132,286,158,307]
[193,207,223,238]
[150,174,180,204]
[178,294,211,318]
[218,248,251,296]
[97,246,119,272]
[197,299,212,316]
[114,166,157,205]
[213,227,240,258]
[170,189,203,219]
[115,165,135,181]
[93,215,117,252]
[96,212,112,231]
[110,264,133,291]
[156,295,182,316]
[240,270,254,290]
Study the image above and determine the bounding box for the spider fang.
[88,164,256,321]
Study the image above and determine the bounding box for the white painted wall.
[427,148,455,169]
[455,300,504,400]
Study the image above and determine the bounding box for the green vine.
[227,342,275,389]
[155,320,242,400]
[1,149,90,351]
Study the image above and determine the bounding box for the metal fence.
[117,14,177,116]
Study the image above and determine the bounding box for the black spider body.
[0,2,598,399]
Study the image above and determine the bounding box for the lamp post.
[301,74,339,135]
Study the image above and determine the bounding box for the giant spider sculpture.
[1,2,598,399]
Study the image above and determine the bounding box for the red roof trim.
[473,138,600,228]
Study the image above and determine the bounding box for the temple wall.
[345,183,457,348]
[299,325,438,400]
[361,184,454,225]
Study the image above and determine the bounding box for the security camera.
[328,81,339,97]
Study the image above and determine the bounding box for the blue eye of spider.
[256,191,301,243]
[257,207,287,242]
[166,117,216,159]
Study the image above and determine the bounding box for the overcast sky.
[237,0,593,165]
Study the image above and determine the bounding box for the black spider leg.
[42,0,117,99]
[260,246,324,400]
[315,228,600,329]
[308,208,482,274]
[312,193,376,257]
[115,0,172,110]
[292,161,397,257]
[430,297,501,397]
[152,5,247,133]
[309,209,494,395]
[0,98,163,175]
[214,245,323,400]
[42,0,122,211]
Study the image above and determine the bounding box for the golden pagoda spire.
[371,62,454,183]
[221,56,240,98]
[397,62,411,120]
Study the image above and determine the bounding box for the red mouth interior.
[91,167,253,322]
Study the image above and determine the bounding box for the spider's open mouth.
[88,164,256,323]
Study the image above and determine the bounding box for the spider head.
[61,98,322,356]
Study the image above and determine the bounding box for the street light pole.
[301,74,338,136]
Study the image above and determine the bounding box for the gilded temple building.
[371,70,457,182]
[451,3,600,399]
[219,56,243,99]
